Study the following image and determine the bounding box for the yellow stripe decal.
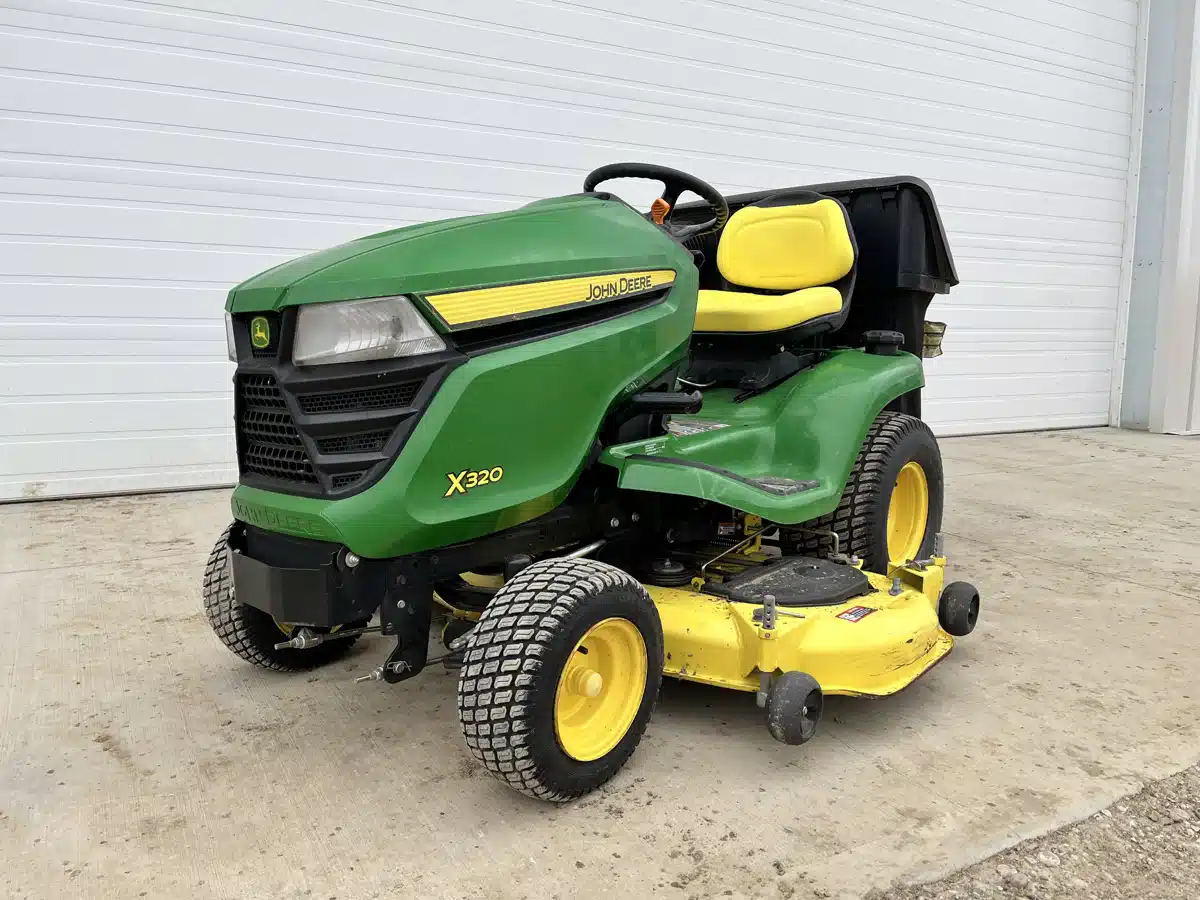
[425,269,676,329]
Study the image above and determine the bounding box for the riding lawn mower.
[205,163,981,802]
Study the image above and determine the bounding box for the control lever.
[627,390,703,415]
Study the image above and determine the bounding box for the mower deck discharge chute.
[206,163,980,801]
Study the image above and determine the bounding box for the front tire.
[457,558,664,802]
[782,411,944,573]
[202,525,362,672]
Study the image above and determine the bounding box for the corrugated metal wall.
[1,0,1141,499]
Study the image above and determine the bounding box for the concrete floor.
[1,427,1198,900]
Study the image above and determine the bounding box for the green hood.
[226,195,682,315]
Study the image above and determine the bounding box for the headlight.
[225,312,237,361]
[293,296,446,366]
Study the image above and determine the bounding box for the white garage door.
[1,0,1140,499]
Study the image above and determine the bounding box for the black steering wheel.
[583,162,729,241]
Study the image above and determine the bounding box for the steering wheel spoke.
[583,163,729,242]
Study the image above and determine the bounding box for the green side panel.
[600,350,924,524]
[231,487,341,543]
[231,262,699,558]
[227,195,682,313]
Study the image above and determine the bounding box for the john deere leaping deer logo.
[250,316,271,349]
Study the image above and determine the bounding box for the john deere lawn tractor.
[206,162,981,801]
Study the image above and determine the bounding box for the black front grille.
[235,372,421,493]
[241,374,288,408]
[243,409,298,443]
[316,429,393,455]
[237,374,318,485]
[296,381,421,415]
[232,316,460,498]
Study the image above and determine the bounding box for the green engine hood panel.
[227,195,681,313]
[229,266,698,558]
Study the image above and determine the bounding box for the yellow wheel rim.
[554,617,647,762]
[887,460,929,564]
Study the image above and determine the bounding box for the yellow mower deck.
[646,557,951,698]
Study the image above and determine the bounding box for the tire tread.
[202,525,360,672]
[783,411,939,571]
[457,558,659,802]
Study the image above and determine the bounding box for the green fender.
[600,349,924,523]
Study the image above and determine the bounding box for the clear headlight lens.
[225,312,237,361]
[293,296,446,366]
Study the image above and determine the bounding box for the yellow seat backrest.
[716,198,855,291]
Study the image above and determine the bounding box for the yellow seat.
[694,286,842,333]
[694,194,856,335]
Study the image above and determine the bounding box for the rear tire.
[457,558,664,802]
[202,525,362,672]
[781,411,943,573]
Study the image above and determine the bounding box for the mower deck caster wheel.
[938,582,980,636]
[766,672,823,746]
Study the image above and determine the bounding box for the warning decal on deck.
[836,606,877,623]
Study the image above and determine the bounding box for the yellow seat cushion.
[717,199,854,291]
[694,286,843,333]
